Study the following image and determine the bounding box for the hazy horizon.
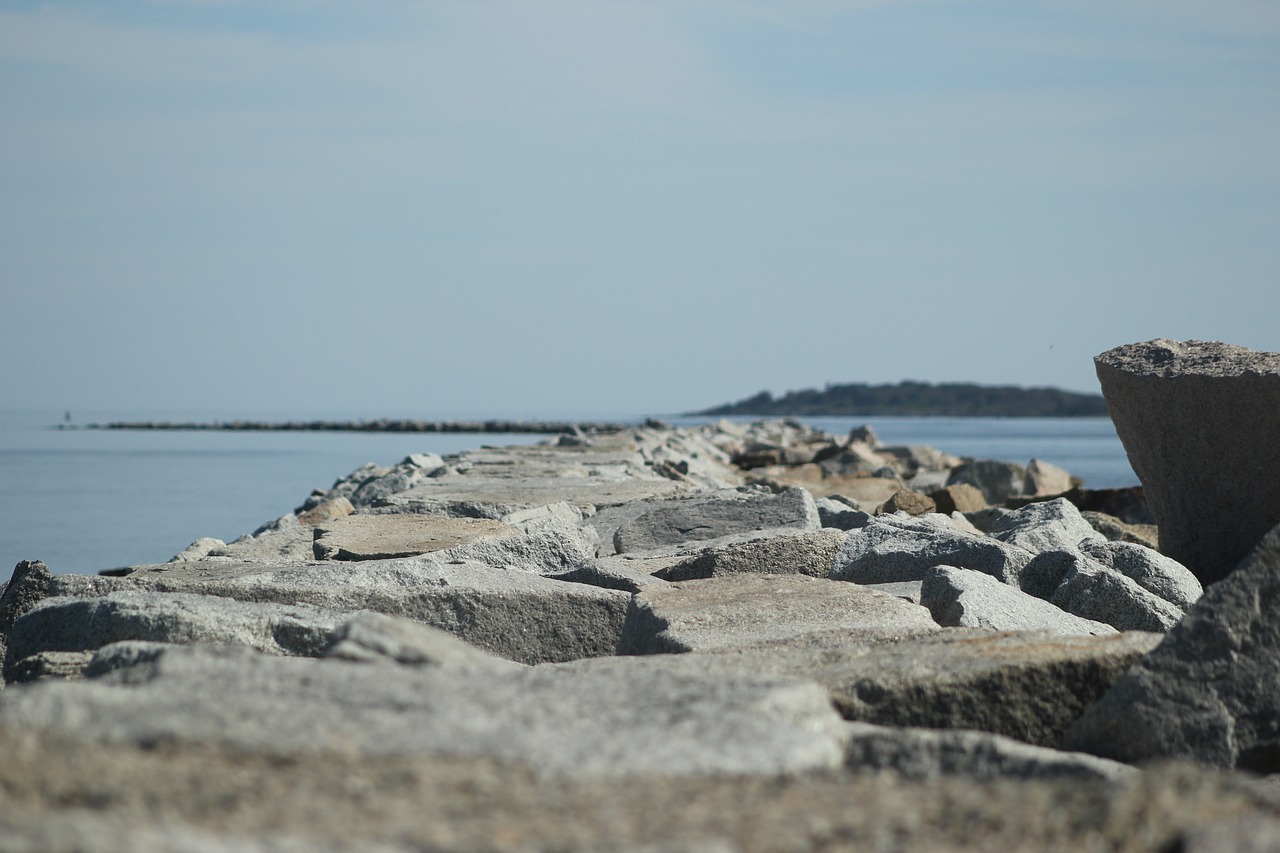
[4,2,1276,419]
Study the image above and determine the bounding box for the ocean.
[0,410,1136,576]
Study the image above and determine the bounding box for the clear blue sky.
[3,1,1277,419]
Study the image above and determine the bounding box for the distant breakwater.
[72,419,634,435]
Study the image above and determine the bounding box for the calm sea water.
[0,410,1136,576]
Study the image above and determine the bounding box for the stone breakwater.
[2,369,1280,850]
[76,418,636,434]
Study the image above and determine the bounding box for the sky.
[2,0,1277,420]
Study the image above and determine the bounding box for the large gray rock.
[654,528,846,581]
[4,591,348,675]
[1079,539,1202,609]
[47,557,630,665]
[590,487,819,556]
[617,574,938,655]
[320,611,524,672]
[843,722,1133,782]
[1046,552,1185,632]
[829,514,1033,585]
[946,459,1027,505]
[1,560,50,641]
[0,644,849,779]
[1064,523,1280,769]
[572,629,1161,748]
[1095,339,1280,584]
[312,514,519,561]
[988,498,1105,556]
[920,566,1117,636]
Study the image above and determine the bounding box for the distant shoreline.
[692,381,1110,418]
[64,419,635,435]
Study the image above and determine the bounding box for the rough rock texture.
[988,498,1105,556]
[1046,553,1186,632]
[1023,458,1075,497]
[1095,339,1280,584]
[1080,539,1202,609]
[830,514,1033,585]
[928,483,988,514]
[320,611,525,671]
[878,489,936,516]
[45,557,630,665]
[0,560,52,673]
[843,721,1133,782]
[581,629,1161,748]
[1064,524,1280,769]
[654,528,846,581]
[617,574,938,654]
[2,729,1277,853]
[597,487,819,555]
[4,591,348,675]
[920,566,1118,636]
[312,514,519,560]
[0,644,849,779]
[947,459,1027,505]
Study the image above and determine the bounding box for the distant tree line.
[693,381,1110,417]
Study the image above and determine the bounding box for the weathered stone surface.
[589,486,819,555]
[321,611,524,671]
[921,566,1117,636]
[1095,339,1280,585]
[5,650,93,684]
[47,557,630,665]
[206,520,316,563]
[296,496,354,525]
[386,475,688,517]
[312,514,519,561]
[578,629,1162,748]
[5,591,347,674]
[168,537,227,561]
[815,496,871,530]
[617,574,938,655]
[843,721,1133,782]
[654,528,846,581]
[877,489,936,516]
[987,497,1105,556]
[1023,458,1075,497]
[1082,509,1160,549]
[0,644,848,779]
[928,483,988,514]
[1,728,1276,853]
[549,555,676,593]
[1064,524,1280,769]
[947,459,1027,505]
[1047,553,1185,632]
[1079,539,1202,609]
[1,560,50,641]
[829,514,1033,585]
[860,581,924,603]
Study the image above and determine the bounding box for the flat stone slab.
[654,528,847,581]
[574,629,1161,748]
[617,574,940,655]
[4,591,348,674]
[844,722,1134,782]
[0,644,848,779]
[384,476,688,516]
[49,556,630,665]
[587,486,819,556]
[1064,523,1280,769]
[312,515,519,561]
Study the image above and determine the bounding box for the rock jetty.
[4,401,1280,851]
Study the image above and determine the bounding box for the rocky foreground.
[2,340,1280,852]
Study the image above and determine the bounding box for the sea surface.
[0,410,1136,576]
